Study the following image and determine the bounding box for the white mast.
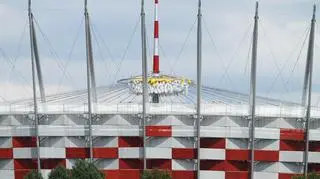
[28,0,41,172]
[303,4,316,177]
[249,1,259,179]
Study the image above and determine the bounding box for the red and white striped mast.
[152,0,160,103]
[153,0,160,75]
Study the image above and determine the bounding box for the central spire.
[153,0,160,74]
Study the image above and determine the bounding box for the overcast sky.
[0,0,319,104]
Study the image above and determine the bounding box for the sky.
[0,0,319,104]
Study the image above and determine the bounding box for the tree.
[48,165,70,179]
[292,172,320,179]
[24,170,43,179]
[70,160,105,179]
[141,170,171,179]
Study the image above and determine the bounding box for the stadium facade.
[0,0,319,179]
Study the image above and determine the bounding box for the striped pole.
[153,0,160,74]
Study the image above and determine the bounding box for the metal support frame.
[28,0,41,172]
[84,0,94,161]
[141,0,148,170]
[249,2,259,179]
[303,5,316,177]
[196,0,202,178]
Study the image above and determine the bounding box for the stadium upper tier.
[1,84,317,118]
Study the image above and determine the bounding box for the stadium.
[0,0,319,179]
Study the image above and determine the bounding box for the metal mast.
[141,0,148,170]
[28,0,41,172]
[249,2,259,179]
[303,4,316,177]
[152,0,160,103]
[84,0,95,161]
[196,0,202,178]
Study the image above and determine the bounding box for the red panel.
[310,141,320,152]
[102,170,142,179]
[280,140,305,151]
[41,159,66,169]
[309,164,320,172]
[66,148,90,158]
[172,148,197,159]
[14,159,37,169]
[14,170,32,179]
[172,171,196,179]
[146,126,172,137]
[200,160,225,171]
[255,150,279,162]
[119,159,143,169]
[119,170,141,179]
[119,137,143,147]
[13,137,36,148]
[200,138,225,149]
[0,148,13,159]
[280,129,305,141]
[93,148,118,158]
[147,159,171,170]
[225,161,249,172]
[226,150,249,161]
[279,173,296,179]
[225,171,249,179]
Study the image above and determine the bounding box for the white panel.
[201,127,226,138]
[172,126,194,137]
[172,160,195,170]
[255,128,280,139]
[171,115,194,126]
[172,137,195,148]
[118,126,141,136]
[310,130,320,141]
[13,148,36,158]
[309,152,320,163]
[0,137,11,148]
[40,137,65,148]
[148,115,171,125]
[226,138,248,149]
[95,159,119,170]
[226,127,249,138]
[39,126,85,136]
[146,137,172,148]
[200,171,225,179]
[200,149,225,160]
[0,170,14,179]
[226,116,247,127]
[10,126,34,136]
[201,116,227,127]
[279,162,303,174]
[145,148,171,159]
[119,148,142,158]
[66,137,86,147]
[40,147,66,158]
[255,139,279,151]
[0,160,13,170]
[255,162,279,173]
[14,148,66,158]
[280,151,303,162]
[254,172,278,179]
[94,137,118,147]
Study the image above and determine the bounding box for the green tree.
[141,170,171,179]
[24,170,43,179]
[70,160,105,179]
[292,172,320,179]
[48,165,70,179]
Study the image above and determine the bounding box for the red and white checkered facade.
[0,104,319,179]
